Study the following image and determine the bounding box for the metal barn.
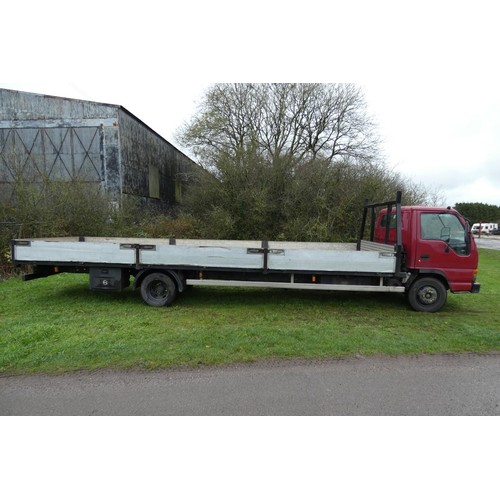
[0,88,198,209]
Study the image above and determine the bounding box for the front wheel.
[140,273,177,307]
[407,277,447,313]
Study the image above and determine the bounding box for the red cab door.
[413,211,476,291]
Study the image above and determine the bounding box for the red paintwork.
[374,207,479,292]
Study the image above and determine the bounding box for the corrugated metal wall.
[0,88,198,209]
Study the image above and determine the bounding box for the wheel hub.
[418,286,437,305]
[151,281,167,298]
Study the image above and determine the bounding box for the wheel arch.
[405,270,450,292]
[133,269,186,293]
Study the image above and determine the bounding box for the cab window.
[381,213,397,228]
[420,213,469,255]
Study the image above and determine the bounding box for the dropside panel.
[140,245,263,270]
[267,247,396,273]
[13,240,136,265]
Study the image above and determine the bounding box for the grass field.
[1,249,499,374]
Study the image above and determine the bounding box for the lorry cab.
[374,205,479,295]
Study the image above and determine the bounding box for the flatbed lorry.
[11,192,480,312]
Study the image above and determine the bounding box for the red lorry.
[12,192,480,312]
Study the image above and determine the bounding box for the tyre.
[407,277,447,313]
[140,273,177,307]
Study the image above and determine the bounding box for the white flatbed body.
[13,236,398,274]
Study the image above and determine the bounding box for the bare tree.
[178,83,380,171]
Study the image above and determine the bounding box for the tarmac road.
[1,353,499,415]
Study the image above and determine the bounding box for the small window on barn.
[149,165,160,199]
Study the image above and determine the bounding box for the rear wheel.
[140,273,177,307]
[407,277,447,312]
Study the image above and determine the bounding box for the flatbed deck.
[13,237,397,274]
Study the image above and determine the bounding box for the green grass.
[1,249,499,374]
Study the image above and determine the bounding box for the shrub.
[141,214,201,239]
[1,176,126,276]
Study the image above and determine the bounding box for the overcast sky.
[2,0,499,208]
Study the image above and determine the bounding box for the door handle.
[420,254,430,260]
